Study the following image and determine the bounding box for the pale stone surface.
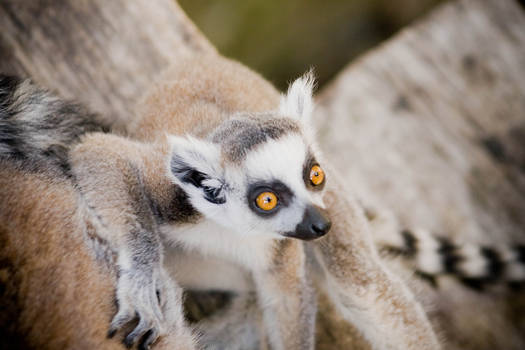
[0,0,215,131]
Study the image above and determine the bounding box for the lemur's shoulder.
[70,132,201,227]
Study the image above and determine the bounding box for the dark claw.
[156,289,161,304]
[139,329,158,350]
[110,311,137,340]
[107,328,117,339]
[124,333,136,349]
[124,318,151,349]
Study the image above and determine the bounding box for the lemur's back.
[130,53,281,140]
[0,77,187,350]
[0,160,128,349]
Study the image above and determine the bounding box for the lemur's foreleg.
[253,239,316,350]
[313,172,440,350]
[70,133,194,349]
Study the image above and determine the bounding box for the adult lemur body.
[70,55,331,349]
[1,50,524,350]
[1,54,441,349]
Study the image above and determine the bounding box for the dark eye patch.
[247,180,294,217]
[303,153,325,191]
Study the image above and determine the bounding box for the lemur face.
[168,73,331,240]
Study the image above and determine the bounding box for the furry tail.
[0,75,109,173]
[378,228,525,290]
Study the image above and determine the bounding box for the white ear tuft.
[279,70,316,121]
[168,135,221,178]
[168,135,226,204]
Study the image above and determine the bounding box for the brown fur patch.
[0,161,126,349]
[131,54,281,140]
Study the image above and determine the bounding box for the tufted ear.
[168,135,226,204]
[279,70,316,121]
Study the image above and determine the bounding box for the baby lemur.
[1,53,441,350]
[69,66,330,350]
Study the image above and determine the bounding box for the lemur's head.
[168,73,331,240]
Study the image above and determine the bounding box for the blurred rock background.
[178,0,443,90]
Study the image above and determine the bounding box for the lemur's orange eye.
[256,192,278,211]
[310,165,325,186]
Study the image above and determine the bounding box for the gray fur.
[0,75,110,174]
[211,114,300,163]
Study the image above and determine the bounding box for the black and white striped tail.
[0,74,109,174]
[379,228,525,290]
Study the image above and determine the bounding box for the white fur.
[456,244,487,277]
[501,247,525,281]
[279,71,315,121]
[167,134,223,184]
[163,245,254,292]
[161,220,275,271]
[413,229,443,274]
[167,134,230,217]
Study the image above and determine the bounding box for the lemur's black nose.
[287,205,332,241]
[311,219,331,236]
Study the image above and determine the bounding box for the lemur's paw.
[108,267,177,349]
